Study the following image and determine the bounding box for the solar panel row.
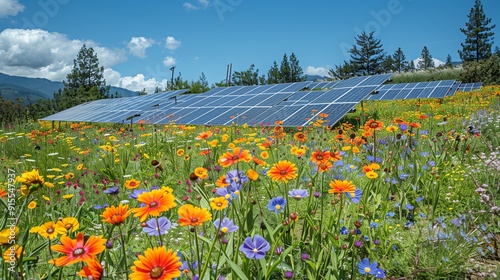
[458,82,482,92]
[42,74,468,128]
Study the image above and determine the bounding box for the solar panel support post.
[170,66,176,90]
[51,121,54,130]
[360,100,365,128]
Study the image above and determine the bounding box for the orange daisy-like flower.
[310,148,330,164]
[101,203,131,225]
[218,147,252,167]
[194,167,209,180]
[329,150,342,161]
[252,156,267,166]
[77,257,103,280]
[210,197,229,211]
[294,132,307,143]
[364,119,384,131]
[328,180,356,194]
[178,204,212,227]
[125,179,141,189]
[49,232,106,266]
[267,160,298,183]
[216,175,229,187]
[409,122,421,129]
[132,189,177,222]
[260,151,269,159]
[130,246,181,280]
[0,188,6,198]
[317,161,333,173]
[196,131,213,140]
[247,169,259,181]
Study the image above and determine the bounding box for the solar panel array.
[42,74,475,127]
[459,82,482,92]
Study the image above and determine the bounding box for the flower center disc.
[149,201,159,208]
[280,170,287,175]
[47,228,54,234]
[191,218,199,223]
[150,266,164,278]
[73,247,84,256]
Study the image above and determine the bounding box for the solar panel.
[459,82,482,92]
[367,80,456,101]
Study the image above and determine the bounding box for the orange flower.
[252,156,267,166]
[0,188,6,198]
[364,119,384,131]
[194,167,209,180]
[247,169,259,181]
[409,122,421,129]
[125,179,141,189]
[267,160,298,183]
[218,147,252,167]
[210,197,229,210]
[329,150,342,161]
[260,151,269,159]
[317,161,333,173]
[328,180,356,194]
[310,148,330,164]
[49,232,106,266]
[101,203,131,225]
[216,175,229,187]
[132,189,177,222]
[294,132,307,143]
[178,204,212,227]
[196,131,213,140]
[386,125,398,132]
[78,258,103,280]
[130,247,181,280]
[362,165,373,173]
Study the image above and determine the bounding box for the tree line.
[0,0,498,126]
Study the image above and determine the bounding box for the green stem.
[118,225,129,279]
[193,227,202,277]
[155,217,164,247]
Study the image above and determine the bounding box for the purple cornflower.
[288,189,309,199]
[346,188,362,204]
[214,217,239,234]
[142,217,171,236]
[129,189,148,199]
[239,235,270,260]
[284,271,294,279]
[354,240,363,248]
[103,186,119,195]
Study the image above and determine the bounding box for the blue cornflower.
[103,186,119,195]
[340,226,348,235]
[416,196,424,203]
[386,211,395,218]
[225,170,248,190]
[93,203,109,210]
[345,188,363,204]
[405,204,414,211]
[214,217,239,234]
[142,217,171,236]
[399,173,409,180]
[370,221,379,229]
[288,189,309,200]
[267,196,286,214]
[399,123,408,131]
[239,235,270,260]
[129,189,148,199]
[428,160,436,167]
[358,258,378,275]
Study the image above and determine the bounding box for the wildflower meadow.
[1,87,499,279]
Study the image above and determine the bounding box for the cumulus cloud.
[165,36,181,51]
[127,37,155,58]
[183,2,198,10]
[305,66,331,77]
[163,56,177,67]
[0,0,24,18]
[0,28,126,81]
[104,68,169,93]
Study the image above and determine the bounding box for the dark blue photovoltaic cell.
[169,107,213,123]
[335,86,376,103]
[448,82,461,96]
[187,107,229,124]
[205,108,247,125]
[228,107,272,125]
[304,103,357,127]
[459,82,482,92]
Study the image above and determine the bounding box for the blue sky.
[0,0,499,93]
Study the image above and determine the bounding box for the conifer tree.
[418,46,434,70]
[459,0,496,62]
[267,61,280,84]
[392,47,408,73]
[289,53,304,82]
[349,31,385,75]
[280,54,291,83]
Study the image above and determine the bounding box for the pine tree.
[382,56,396,73]
[329,61,356,80]
[445,54,453,68]
[418,46,434,70]
[494,46,500,56]
[279,54,291,83]
[267,61,280,84]
[289,53,304,82]
[459,0,496,62]
[409,60,416,72]
[349,31,385,75]
[392,47,408,73]
[58,44,110,110]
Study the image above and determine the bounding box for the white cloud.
[198,0,209,8]
[104,69,169,93]
[183,2,198,10]
[0,28,126,81]
[412,57,445,69]
[127,37,155,58]
[305,66,330,77]
[165,36,181,51]
[163,56,177,67]
[0,0,24,18]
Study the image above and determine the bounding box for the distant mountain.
[305,74,328,81]
[0,72,139,104]
[412,58,446,69]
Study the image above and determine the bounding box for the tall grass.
[391,67,463,83]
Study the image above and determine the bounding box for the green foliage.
[392,47,409,73]
[232,64,265,86]
[390,68,463,83]
[418,46,434,70]
[329,61,356,80]
[349,31,385,75]
[459,0,496,62]
[460,55,500,85]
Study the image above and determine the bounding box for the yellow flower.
[247,169,259,181]
[209,197,229,210]
[65,173,74,180]
[56,217,80,232]
[63,194,74,199]
[260,151,269,159]
[352,146,360,154]
[28,201,37,210]
[365,171,378,179]
[143,153,150,159]
[176,149,185,157]
[44,182,54,188]
[76,163,84,170]
[42,195,50,201]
